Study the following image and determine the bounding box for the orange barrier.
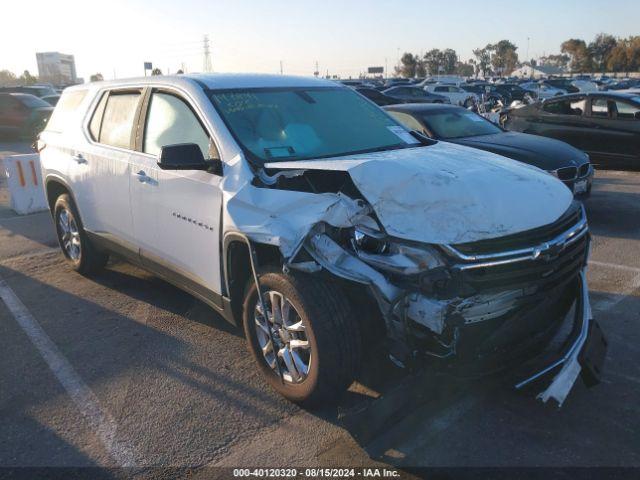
[3,154,48,214]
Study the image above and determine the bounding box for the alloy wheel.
[254,290,311,384]
[57,208,81,261]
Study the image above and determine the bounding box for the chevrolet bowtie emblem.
[532,241,564,261]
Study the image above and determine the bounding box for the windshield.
[208,87,419,163]
[421,110,502,139]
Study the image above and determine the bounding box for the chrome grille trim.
[443,205,588,271]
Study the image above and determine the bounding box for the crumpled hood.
[265,142,573,245]
[449,132,589,172]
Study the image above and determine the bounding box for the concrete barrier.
[3,154,48,215]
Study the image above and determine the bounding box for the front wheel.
[54,194,108,275]
[242,268,361,406]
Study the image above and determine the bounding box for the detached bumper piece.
[514,271,607,406]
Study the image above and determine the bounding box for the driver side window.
[143,91,218,159]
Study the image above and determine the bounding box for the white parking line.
[0,276,136,467]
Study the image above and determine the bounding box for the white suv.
[38,74,603,406]
[425,84,476,106]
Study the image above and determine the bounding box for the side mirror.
[635,111,640,120]
[157,143,223,175]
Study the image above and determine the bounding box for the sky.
[3,0,639,81]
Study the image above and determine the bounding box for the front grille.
[578,163,590,177]
[445,202,588,296]
[457,234,587,295]
[556,166,578,181]
[452,202,582,256]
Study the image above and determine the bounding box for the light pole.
[526,37,531,76]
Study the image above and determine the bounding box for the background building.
[36,52,77,85]
[511,63,565,78]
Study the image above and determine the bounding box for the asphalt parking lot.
[1,141,639,478]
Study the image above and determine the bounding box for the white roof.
[70,73,337,91]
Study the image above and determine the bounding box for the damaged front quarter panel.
[221,145,602,407]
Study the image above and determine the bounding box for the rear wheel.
[54,194,108,275]
[242,267,361,406]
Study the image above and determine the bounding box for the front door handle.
[71,153,87,164]
[134,170,150,183]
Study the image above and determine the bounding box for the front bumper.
[513,270,607,406]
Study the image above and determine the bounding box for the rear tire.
[54,194,108,275]
[242,267,361,407]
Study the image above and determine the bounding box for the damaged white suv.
[39,74,606,406]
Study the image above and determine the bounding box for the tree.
[607,41,628,72]
[0,70,17,87]
[539,54,569,69]
[422,49,458,76]
[423,49,442,76]
[440,49,458,74]
[472,46,493,77]
[397,52,418,78]
[90,73,104,82]
[18,70,38,85]
[589,33,618,72]
[455,61,475,77]
[628,36,640,71]
[607,36,640,72]
[151,68,163,76]
[490,40,519,75]
[561,39,592,72]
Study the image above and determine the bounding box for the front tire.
[242,267,361,406]
[54,194,108,275]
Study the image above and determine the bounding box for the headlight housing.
[350,227,445,275]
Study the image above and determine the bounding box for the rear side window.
[543,98,585,116]
[613,100,640,120]
[45,90,87,133]
[591,98,610,118]
[97,91,141,149]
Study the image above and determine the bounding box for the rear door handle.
[71,153,87,164]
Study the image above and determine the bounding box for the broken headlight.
[350,227,445,276]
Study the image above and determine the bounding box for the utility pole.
[314,61,319,77]
[203,34,212,72]
[280,60,283,75]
